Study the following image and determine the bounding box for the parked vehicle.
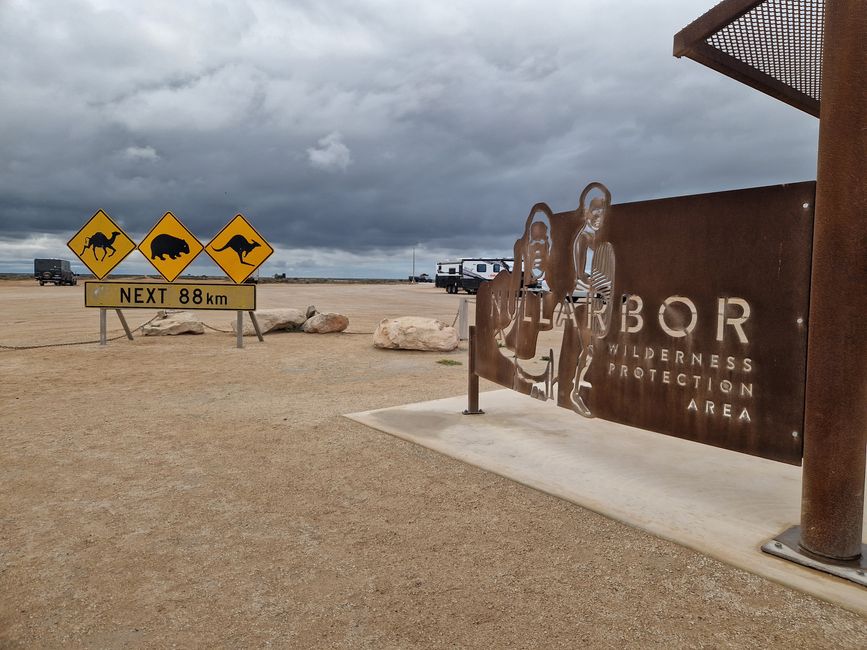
[34,259,77,286]
[437,258,513,294]
[435,261,462,292]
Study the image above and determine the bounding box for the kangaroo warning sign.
[205,214,273,284]
[67,209,136,279]
[138,212,204,282]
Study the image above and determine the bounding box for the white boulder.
[373,317,458,351]
[231,308,308,336]
[142,311,205,336]
[302,313,349,334]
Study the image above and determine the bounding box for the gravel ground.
[1,280,865,648]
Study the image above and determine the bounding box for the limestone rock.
[231,308,308,336]
[142,311,205,336]
[302,313,349,334]
[373,317,458,351]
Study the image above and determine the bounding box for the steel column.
[236,311,244,349]
[800,0,867,561]
[463,325,484,415]
[99,308,107,346]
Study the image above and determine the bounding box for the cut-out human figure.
[568,183,614,416]
[491,204,569,400]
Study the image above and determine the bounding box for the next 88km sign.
[85,282,256,310]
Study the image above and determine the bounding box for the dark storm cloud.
[0,0,818,275]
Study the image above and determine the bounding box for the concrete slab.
[346,389,867,616]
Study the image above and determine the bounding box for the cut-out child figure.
[497,204,563,400]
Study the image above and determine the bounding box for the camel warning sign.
[67,209,136,279]
[205,214,273,284]
[138,212,204,282]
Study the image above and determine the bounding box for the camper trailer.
[437,258,512,294]
[435,261,461,292]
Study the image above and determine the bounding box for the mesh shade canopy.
[674,0,824,117]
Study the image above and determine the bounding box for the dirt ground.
[1,279,865,648]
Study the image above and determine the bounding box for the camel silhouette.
[82,231,121,261]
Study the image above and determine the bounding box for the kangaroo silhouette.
[212,234,261,266]
[82,231,121,261]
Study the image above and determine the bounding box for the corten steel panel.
[475,181,815,465]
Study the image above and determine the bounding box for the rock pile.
[230,306,349,336]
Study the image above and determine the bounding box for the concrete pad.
[347,389,867,616]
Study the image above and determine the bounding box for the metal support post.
[765,0,867,580]
[799,0,867,561]
[248,311,264,343]
[115,309,134,341]
[99,308,107,346]
[463,325,484,415]
[236,311,244,349]
[458,298,469,341]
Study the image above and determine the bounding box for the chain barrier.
[202,323,234,333]
[0,315,161,351]
[2,299,474,348]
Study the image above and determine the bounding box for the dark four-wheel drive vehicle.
[34,259,77,286]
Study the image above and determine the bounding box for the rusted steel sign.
[475,181,815,465]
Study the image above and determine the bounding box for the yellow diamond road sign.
[205,214,273,284]
[67,209,136,280]
[138,212,204,282]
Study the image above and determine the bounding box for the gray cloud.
[0,0,819,276]
[307,132,352,171]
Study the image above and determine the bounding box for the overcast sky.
[0,0,819,278]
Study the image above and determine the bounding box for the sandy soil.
[1,280,864,648]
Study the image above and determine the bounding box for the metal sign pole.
[115,309,134,341]
[248,311,264,343]
[236,311,244,349]
[99,308,107,346]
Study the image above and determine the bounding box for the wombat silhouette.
[212,234,261,266]
[82,231,121,261]
[150,233,190,260]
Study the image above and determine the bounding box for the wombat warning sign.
[137,212,204,282]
